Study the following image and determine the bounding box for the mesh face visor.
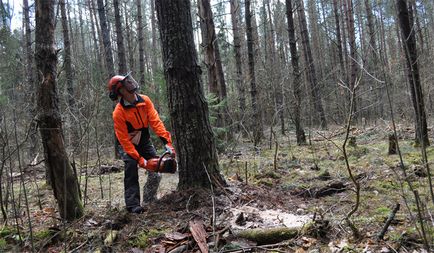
[122,74,139,92]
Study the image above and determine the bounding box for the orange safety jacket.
[113,94,172,161]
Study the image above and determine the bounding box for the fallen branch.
[377,203,400,240]
[189,219,208,253]
[291,181,347,198]
[221,242,291,253]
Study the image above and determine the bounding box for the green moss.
[0,226,16,237]
[373,180,400,192]
[258,178,273,187]
[405,152,422,165]
[375,206,391,216]
[0,238,6,249]
[34,229,55,240]
[130,229,164,249]
[348,146,368,159]
[255,170,281,180]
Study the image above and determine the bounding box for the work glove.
[138,157,147,168]
[165,143,176,158]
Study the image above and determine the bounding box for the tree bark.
[60,0,79,150]
[286,0,306,145]
[199,0,217,96]
[23,0,38,159]
[35,0,83,221]
[137,0,145,85]
[113,0,127,73]
[266,0,284,135]
[151,0,160,109]
[245,0,264,146]
[88,0,103,71]
[295,0,327,129]
[155,0,226,189]
[396,0,429,146]
[230,0,246,127]
[124,2,134,73]
[333,0,345,77]
[364,0,383,118]
[198,0,227,130]
[343,0,358,114]
[97,0,115,77]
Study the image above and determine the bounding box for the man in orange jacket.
[108,72,175,213]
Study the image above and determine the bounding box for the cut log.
[235,227,298,245]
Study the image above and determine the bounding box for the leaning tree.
[35,0,83,221]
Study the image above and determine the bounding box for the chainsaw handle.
[157,151,172,172]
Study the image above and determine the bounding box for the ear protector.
[109,84,119,101]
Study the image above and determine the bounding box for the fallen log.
[235,227,298,245]
[290,181,347,198]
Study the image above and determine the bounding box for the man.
[108,72,175,213]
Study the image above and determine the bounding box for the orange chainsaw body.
[143,153,177,173]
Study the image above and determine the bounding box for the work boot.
[128,206,144,214]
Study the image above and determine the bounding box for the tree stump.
[348,136,357,147]
[388,134,397,155]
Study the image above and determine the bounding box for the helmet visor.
[122,74,138,92]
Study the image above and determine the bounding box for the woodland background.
[0,0,434,252]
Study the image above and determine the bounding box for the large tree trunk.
[230,0,246,128]
[295,0,327,129]
[155,0,226,189]
[96,0,115,77]
[245,0,264,146]
[113,0,127,73]
[60,0,79,151]
[286,0,306,145]
[396,0,429,146]
[35,0,83,221]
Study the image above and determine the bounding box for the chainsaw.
[142,152,177,173]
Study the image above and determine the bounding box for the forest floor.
[1,123,433,252]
